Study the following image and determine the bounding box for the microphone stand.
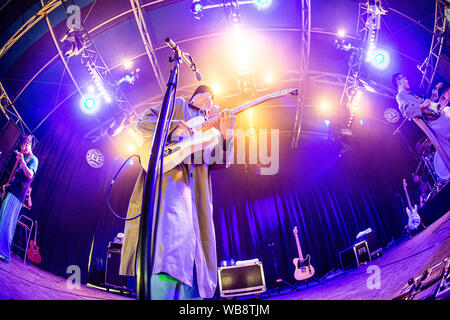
[135,48,181,300]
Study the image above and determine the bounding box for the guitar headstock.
[268,88,298,99]
[293,226,298,235]
[403,178,407,188]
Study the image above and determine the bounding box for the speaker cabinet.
[105,242,127,289]
[218,262,266,298]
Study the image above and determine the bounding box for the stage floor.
[264,210,450,300]
[0,211,449,300]
[0,257,132,300]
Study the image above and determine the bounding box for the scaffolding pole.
[291,0,311,149]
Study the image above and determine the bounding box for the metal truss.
[0,81,33,134]
[418,0,449,93]
[40,0,141,146]
[291,0,311,149]
[339,1,385,129]
[308,70,395,99]
[130,0,166,94]
[0,0,61,59]
[70,6,141,132]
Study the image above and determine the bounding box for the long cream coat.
[119,97,233,298]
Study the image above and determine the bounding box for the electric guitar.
[138,88,298,172]
[423,82,444,121]
[292,226,315,281]
[27,220,41,265]
[402,178,421,231]
[0,154,21,202]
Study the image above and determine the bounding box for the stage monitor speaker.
[105,242,127,289]
[218,262,266,298]
[0,120,21,179]
[338,246,357,270]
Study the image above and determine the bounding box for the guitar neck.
[294,233,305,260]
[34,221,38,243]
[403,185,413,211]
[199,95,273,132]
[7,158,20,184]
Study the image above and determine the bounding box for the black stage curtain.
[28,115,139,284]
[27,112,420,288]
[211,129,419,286]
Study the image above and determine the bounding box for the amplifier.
[354,241,371,267]
[218,262,266,298]
[338,246,357,271]
[338,241,371,270]
[105,242,127,289]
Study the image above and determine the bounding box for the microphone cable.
[107,154,142,221]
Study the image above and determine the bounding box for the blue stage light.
[255,0,272,9]
[84,98,96,109]
[369,48,390,71]
[374,53,385,64]
[80,96,99,114]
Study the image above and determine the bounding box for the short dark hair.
[392,73,403,91]
[19,134,34,150]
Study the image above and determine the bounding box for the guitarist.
[119,85,236,300]
[0,135,38,263]
[392,73,450,167]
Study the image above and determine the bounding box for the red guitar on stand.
[28,220,41,265]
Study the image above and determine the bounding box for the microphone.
[165,38,203,81]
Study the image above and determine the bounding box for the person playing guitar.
[0,135,38,263]
[392,73,450,167]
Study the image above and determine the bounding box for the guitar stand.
[266,278,298,296]
[400,221,427,241]
[291,277,323,292]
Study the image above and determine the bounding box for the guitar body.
[402,178,422,232]
[139,116,221,173]
[424,101,443,121]
[27,240,41,265]
[293,255,315,281]
[406,205,421,231]
[292,226,315,282]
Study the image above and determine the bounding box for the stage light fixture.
[265,74,273,83]
[337,29,346,37]
[80,96,99,115]
[255,0,272,10]
[320,102,330,111]
[360,119,365,125]
[191,0,204,20]
[368,48,390,71]
[60,29,83,58]
[123,60,133,70]
[86,62,112,103]
[324,120,331,126]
